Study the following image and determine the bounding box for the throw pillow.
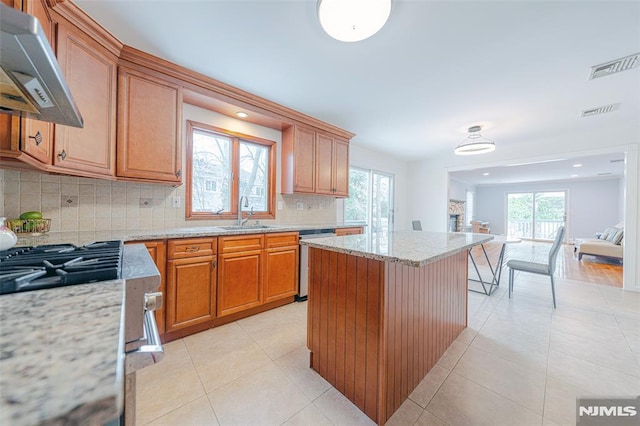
[601,227,612,240]
[612,229,624,245]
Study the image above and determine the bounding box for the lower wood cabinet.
[217,249,263,317]
[335,226,364,236]
[264,233,299,303]
[166,255,217,332]
[165,237,217,333]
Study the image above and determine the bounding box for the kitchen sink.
[217,225,282,230]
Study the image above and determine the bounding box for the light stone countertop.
[15,223,366,247]
[299,231,494,267]
[0,280,125,425]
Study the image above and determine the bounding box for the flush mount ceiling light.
[454,126,496,156]
[236,111,249,118]
[317,0,392,42]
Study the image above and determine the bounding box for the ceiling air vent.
[581,103,620,118]
[610,159,624,163]
[597,172,613,176]
[589,53,639,79]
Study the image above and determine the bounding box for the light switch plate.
[296,202,304,210]
[277,201,283,210]
[172,196,181,208]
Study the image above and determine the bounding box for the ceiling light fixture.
[236,111,248,118]
[483,172,490,176]
[572,163,582,168]
[317,0,392,42]
[454,126,496,156]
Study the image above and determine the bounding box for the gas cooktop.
[0,241,123,295]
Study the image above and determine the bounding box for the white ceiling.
[449,152,625,186]
[75,0,640,171]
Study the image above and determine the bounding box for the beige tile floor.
[136,268,640,425]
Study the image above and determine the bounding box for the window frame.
[186,120,276,220]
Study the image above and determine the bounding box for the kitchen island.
[300,231,492,425]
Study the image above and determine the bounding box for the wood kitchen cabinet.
[0,0,54,168]
[264,232,299,303]
[217,234,264,317]
[166,238,217,333]
[315,132,349,197]
[282,124,349,197]
[50,11,118,177]
[335,226,363,236]
[281,125,315,194]
[116,62,183,184]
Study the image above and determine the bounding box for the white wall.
[449,178,472,202]
[344,143,411,230]
[408,128,639,291]
[474,178,621,240]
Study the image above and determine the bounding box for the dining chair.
[507,225,565,308]
[412,220,422,231]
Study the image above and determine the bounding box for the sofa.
[574,225,624,262]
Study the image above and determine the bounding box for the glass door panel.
[534,192,566,240]
[372,172,393,233]
[507,193,533,238]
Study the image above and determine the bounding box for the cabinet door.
[293,126,316,193]
[142,240,167,335]
[315,132,334,195]
[333,138,349,197]
[166,255,217,332]
[217,250,262,317]
[53,20,117,176]
[117,67,182,183]
[264,246,299,303]
[0,0,53,165]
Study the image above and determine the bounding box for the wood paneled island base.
[307,247,468,424]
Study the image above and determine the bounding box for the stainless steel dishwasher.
[297,228,336,301]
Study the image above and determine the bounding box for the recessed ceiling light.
[571,174,579,178]
[483,172,490,176]
[236,111,249,118]
[572,164,582,168]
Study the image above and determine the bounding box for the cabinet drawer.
[335,227,363,236]
[218,234,264,253]
[168,237,217,259]
[265,232,299,249]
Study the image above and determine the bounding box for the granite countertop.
[15,222,366,247]
[0,280,125,425]
[299,231,493,267]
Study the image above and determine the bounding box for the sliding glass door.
[345,167,394,233]
[507,191,566,240]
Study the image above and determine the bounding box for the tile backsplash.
[0,169,338,232]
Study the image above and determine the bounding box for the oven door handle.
[125,310,164,373]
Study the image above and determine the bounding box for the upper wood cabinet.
[116,65,183,184]
[282,125,350,197]
[281,125,315,194]
[0,0,54,168]
[50,14,118,177]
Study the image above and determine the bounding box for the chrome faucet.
[237,195,254,226]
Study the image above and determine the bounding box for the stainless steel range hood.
[0,3,83,127]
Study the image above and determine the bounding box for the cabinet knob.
[29,131,43,146]
[57,150,67,160]
[175,169,182,178]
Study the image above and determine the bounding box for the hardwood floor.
[470,240,623,287]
